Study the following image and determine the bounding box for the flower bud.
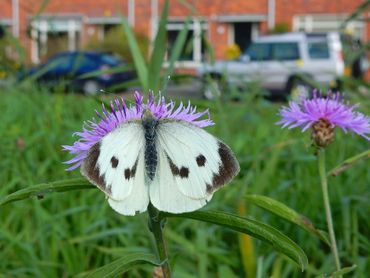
[311,118,334,147]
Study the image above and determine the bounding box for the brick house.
[0,0,368,68]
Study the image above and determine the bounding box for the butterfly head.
[142,108,155,120]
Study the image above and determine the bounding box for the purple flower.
[277,92,370,146]
[63,92,213,170]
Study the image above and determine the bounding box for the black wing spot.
[111,156,119,168]
[124,159,139,181]
[81,142,109,193]
[196,155,206,167]
[124,168,131,180]
[168,156,180,175]
[179,167,189,178]
[207,142,240,194]
[167,156,189,179]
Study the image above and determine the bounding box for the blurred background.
[0,0,369,97]
[0,1,369,277]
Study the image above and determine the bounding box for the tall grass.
[0,83,369,277]
[1,0,369,276]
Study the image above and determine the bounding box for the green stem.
[148,203,171,278]
[317,149,341,274]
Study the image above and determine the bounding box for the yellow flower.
[225,44,241,60]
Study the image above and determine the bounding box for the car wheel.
[82,80,102,96]
[202,76,222,100]
[287,77,312,101]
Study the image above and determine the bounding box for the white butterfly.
[81,110,239,215]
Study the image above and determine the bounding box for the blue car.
[20,51,135,95]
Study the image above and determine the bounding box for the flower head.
[277,92,370,146]
[63,92,213,170]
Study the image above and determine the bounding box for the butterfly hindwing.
[81,122,149,214]
[149,148,210,213]
[149,120,239,213]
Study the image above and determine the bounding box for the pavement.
[126,78,204,100]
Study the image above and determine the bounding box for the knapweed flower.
[277,92,370,147]
[63,92,213,170]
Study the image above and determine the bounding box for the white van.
[200,32,350,99]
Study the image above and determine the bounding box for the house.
[0,0,368,69]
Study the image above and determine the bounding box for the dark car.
[19,51,135,95]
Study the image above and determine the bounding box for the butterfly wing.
[149,120,239,213]
[81,122,149,215]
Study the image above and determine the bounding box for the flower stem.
[317,149,341,273]
[148,203,171,278]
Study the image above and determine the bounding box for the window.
[167,30,194,61]
[307,41,330,59]
[293,14,365,40]
[166,20,207,63]
[272,42,300,60]
[246,43,270,61]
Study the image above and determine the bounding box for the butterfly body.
[142,112,159,181]
[80,111,239,215]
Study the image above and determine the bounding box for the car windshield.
[100,54,122,65]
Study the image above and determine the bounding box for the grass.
[0,83,369,277]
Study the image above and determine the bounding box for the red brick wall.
[154,0,268,59]
[162,0,267,16]
[0,1,12,19]
[275,0,369,40]
[3,0,369,63]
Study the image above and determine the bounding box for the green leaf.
[316,264,357,278]
[78,252,161,278]
[163,210,308,270]
[121,16,148,90]
[161,17,190,94]
[340,0,370,28]
[0,178,93,206]
[331,265,357,277]
[148,0,169,91]
[328,149,370,177]
[246,194,329,245]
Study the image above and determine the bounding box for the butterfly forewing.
[81,122,147,202]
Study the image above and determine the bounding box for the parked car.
[18,51,135,95]
[199,32,366,99]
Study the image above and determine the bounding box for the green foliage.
[1,177,308,271]
[0,178,92,206]
[83,26,149,64]
[0,29,24,78]
[1,0,369,276]
[164,210,308,270]
[269,22,290,34]
[78,252,161,278]
[246,194,329,245]
[0,85,369,277]
[121,0,189,92]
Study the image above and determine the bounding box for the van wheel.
[286,77,312,101]
[202,75,223,100]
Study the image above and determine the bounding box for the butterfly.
[77,99,239,215]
